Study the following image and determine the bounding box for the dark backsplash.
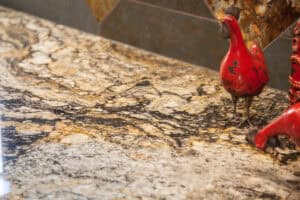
[138,0,214,18]
[101,0,227,71]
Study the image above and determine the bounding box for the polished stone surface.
[0,6,299,200]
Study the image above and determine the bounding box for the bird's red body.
[254,103,300,149]
[220,15,269,97]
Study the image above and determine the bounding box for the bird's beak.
[219,15,234,23]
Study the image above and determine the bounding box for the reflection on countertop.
[0,128,10,196]
[0,6,299,200]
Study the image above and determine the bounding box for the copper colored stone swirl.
[86,0,119,22]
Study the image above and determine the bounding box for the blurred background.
[1,0,300,90]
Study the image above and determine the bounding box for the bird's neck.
[254,116,285,148]
[228,20,248,54]
[257,117,284,139]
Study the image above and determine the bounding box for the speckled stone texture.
[0,6,299,200]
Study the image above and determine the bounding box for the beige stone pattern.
[0,6,299,200]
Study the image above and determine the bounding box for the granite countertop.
[0,6,299,200]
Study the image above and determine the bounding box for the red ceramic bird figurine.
[252,102,300,149]
[219,7,269,124]
[248,21,300,150]
[289,19,300,104]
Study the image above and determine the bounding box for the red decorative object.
[289,19,300,104]
[252,20,300,149]
[219,7,269,122]
[254,102,300,149]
